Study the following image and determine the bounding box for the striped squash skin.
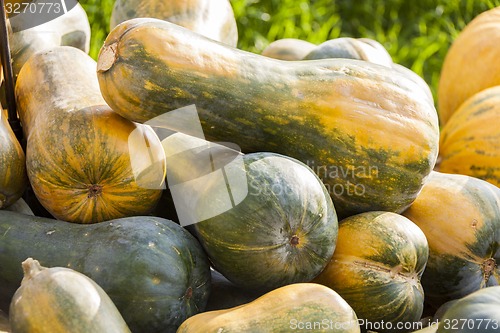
[9,259,131,333]
[0,113,27,209]
[16,46,165,223]
[313,211,428,332]
[97,18,439,219]
[438,86,500,187]
[177,283,361,333]
[0,212,211,333]
[402,171,500,308]
[438,7,500,125]
[110,0,238,46]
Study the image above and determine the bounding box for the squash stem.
[21,258,45,283]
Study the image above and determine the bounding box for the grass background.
[82,0,500,103]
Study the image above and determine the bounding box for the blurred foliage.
[81,0,500,102]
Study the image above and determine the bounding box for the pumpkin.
[0,111,27,209]
[313,211,428,333]
[391,63,433,103]
[436,286,500,333]
[437,86,500,187]
[0,211,211,333]
[437,7,500,125]
[97,18,439,219]
[110,0,238,46]
[402,171,500,308]
[177,283,361,333]
[303,37,393,67]
[8,2,91,79]
[15,46,166,223]
[162,132,338,291]
[9,258,131,333]
[261,38,317,60]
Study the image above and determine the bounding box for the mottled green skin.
[317,212,429,333]
[437,286,500,333]
[0,211,211,333]
[404,172,500,308]
[98,19,439,219]
[193,152,338,292]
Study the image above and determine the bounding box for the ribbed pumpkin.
[438,86,500,187]
[16,46,165,223]
[162,133,338,291]
[9,258,131,333]
[304,37,393,67]
[261,38,317,60]
[402,171,500,308]
[438,7,500,125]
[0,111,27,209]
[314,211,428,333]
[110,0,238,46]
[177,283,361,333]
[97,18,439,219]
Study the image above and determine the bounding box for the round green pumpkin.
[189,151,338,292]
[314,211,429,333]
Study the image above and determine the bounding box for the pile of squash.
[1,1,500,333]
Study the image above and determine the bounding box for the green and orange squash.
[177,283,361,333]
[161,132,338,291]
[15,46,165,223]
[0,211,211,333]
[0,110,27,209]
[438,6,500,125]
[402,171,500,308]
[9,258,131,333]
[110,0,238,46]
[97,18,440,219]
[314,211,428,332]
[437,86,500,187]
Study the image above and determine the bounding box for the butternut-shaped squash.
[16,46,165,223]
[177,283,361,333]
[9,258,131,333]
[97,18,440,219]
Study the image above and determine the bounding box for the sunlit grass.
[81,0,500,102]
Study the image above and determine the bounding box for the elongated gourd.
[177,283,361,333]
[0,111,27,209]
[15,46,165,223]
[97,18,439,219]
[0,211,211,333]
[9,258,131,333]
